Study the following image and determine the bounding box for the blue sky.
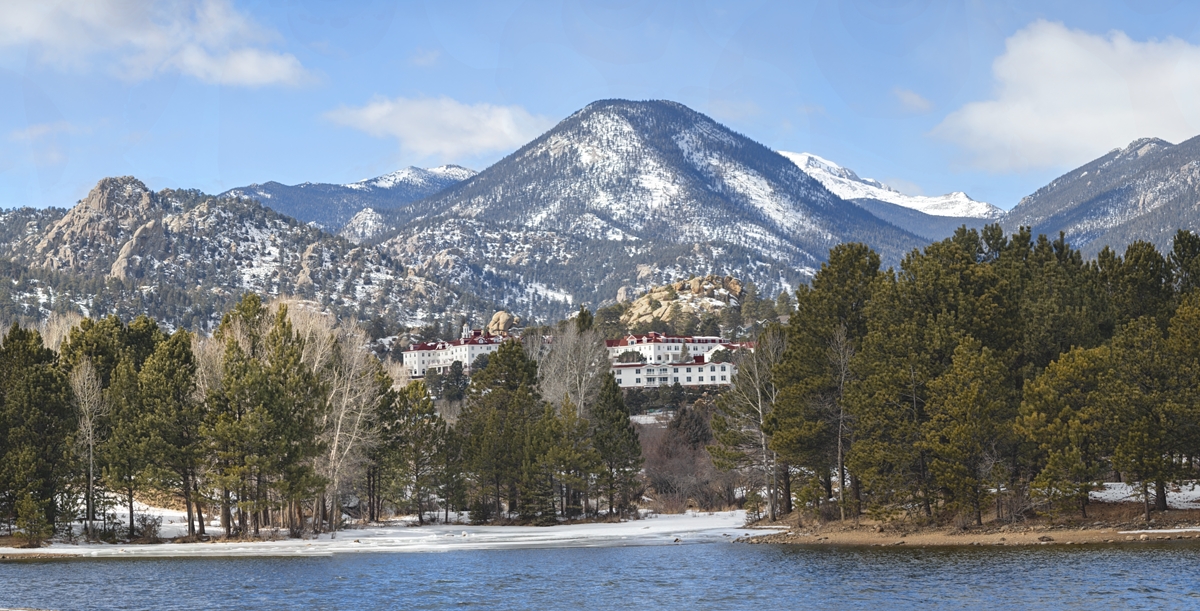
[3,0,1200,211]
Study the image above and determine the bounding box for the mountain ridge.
[370,98,925,319]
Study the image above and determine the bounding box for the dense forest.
[0,296,642,546]
[737,225,1200,526]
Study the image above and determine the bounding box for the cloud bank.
[934,20,1200,172]
[0,0,311,87]
[325,96,556,160]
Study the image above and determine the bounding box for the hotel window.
[635,378,641,383]
[721,376,727,381]
[673,368,678,373]
[721,365,726,371]
[709,366,716,372]
[710,376,716,381]
[636,369,641,374]
[673,377,679,383]
[686,376,692,382]
[686,367,692,373]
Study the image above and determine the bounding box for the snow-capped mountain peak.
[779,151,1003,219]
[345,165,478,191]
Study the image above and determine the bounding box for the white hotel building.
[606,332,746,388]
[403,330,506,378]
[611,356,734,388]
[405,330,745,388]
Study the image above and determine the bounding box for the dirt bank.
[746,503,1200,548]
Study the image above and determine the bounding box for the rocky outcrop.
[109,219,170,280]
[487,310,519,335]
[34,177,165,273]
[619,275,743,328]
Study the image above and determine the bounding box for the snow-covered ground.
[1090,482,1200,509]
[8,510,775,558]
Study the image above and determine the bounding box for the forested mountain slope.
[372,99,925,320]
[1003,137,1200,256]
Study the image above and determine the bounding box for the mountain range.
[1,98,1199,330]
[220,165,476,234]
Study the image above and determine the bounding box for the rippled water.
[3,542,1200,610]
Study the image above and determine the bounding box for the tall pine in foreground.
[591,373,641,517]
[141,329,204,538]
[0,324,74,538]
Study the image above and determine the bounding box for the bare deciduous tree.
[70,357,106,538]
[40,311,84,352]
[711,324,786,521]
[274,300,381,536]
[535,325,608,418]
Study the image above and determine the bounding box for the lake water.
[3,542,1200,610]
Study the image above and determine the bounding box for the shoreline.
[0,510,780,560]
[746,502,1200,548]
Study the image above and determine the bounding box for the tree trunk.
[183,471,195,538]
[1143,482,1152,522]
[1155,479,1168,512]
[781,465,792,514]
[127,487,136,539]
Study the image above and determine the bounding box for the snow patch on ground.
[17,510,774,558]
[1089,482,1200,509]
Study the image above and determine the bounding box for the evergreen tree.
[590,373,642,517]
[919,338,1012,525]
[1019,345,1109,518]
[101,358,151,537]
[0,325,73,535]
[380,381,446,524]
[141,330,204,537]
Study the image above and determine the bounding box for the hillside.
[1002,137,1200,255]
[0,177,487,330]
[372,99,924,320]
[221,165,475,232]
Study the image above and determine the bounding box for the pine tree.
[1018,346,1108,518]
[380,381,446,524]
[0,324,73,535]
[919,338,1012,525]
[590,373,642,517]
[141,330,204,537]
[101,358,151,538]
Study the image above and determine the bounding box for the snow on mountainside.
[376,99,922,320]
[1002,136,1200,256]
[0,177,486,330]
[221,165,475,232]
[338,207,388,244]
[779,151,1002,219]
[344,165,476,191]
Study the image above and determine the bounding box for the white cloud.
[8,121,86,142]
[934,20,1200,172]
[893,88,932,113]
[0,0,311,86]
[410,49,441,67]
[325,96,556,159]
